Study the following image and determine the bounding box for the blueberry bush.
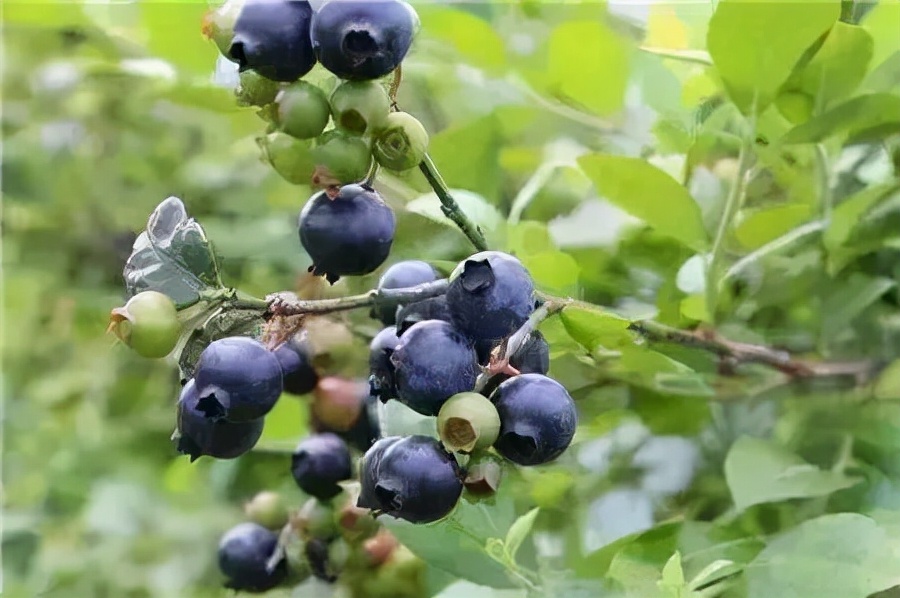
[4,1,900,597]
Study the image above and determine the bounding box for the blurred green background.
[5,1,900,597]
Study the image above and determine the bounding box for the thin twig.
[388,64,402,110]
[418,153,489,252]
[474,299,571,393]
[266,279,448,317]
[627,319,877,381]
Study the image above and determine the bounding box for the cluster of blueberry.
[360,252,578,524]
[109,1,582,593]
[205,0,429,283]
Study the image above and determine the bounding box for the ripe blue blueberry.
[229,0,316,82]
[370,260,439,325]
[446,251,535,347]
[310,0,419,81]
[490,374,577,466]
[394,295,453,336]
[510,331,550,375]
[194,336,283,423]
[368,326,400,402]
[357,436,402,512]
[291,433,353,500]
[357,435,463,523]
[389,320,479,416]
[299,184,396,284]
[175,379,265,462]
[217,522,288,592]
[274,333,319,395]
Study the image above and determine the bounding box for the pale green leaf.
[504,508,539,563]
[724,436,861,511]
[746,514,900,598]
[559,304,632,353]
[577,154,709,252]
[419,7,506,72]
[707,0,839,114]
[820,274,896,342]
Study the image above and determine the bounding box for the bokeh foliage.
[4,1,900,597]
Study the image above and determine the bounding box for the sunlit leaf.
[578,155,709,252]
[707,0,839,114]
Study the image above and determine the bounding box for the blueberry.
[310,130,373,187]
[370,260,439,325]
[310,0,419,81]
[509,331,550,375]
[305,537,342,582]
[194,336,284,422]
[446,251,535,346]
[175,379,265,461]
[291,433,353,500]
[330,80,391,136]
[357,436,402,511]
[389,320,479,416]
[217,522,288,592]
[368,326,400,402]
[299,184,395,284]
[229,0,316,82]
[372,111,429,171]
[357,435,463,523]
[274,333,319,395]
[490,374,577,466]
[394,295,453,336]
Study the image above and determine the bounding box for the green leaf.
[577,154,709,252]
[540,20,631,116]
[520,251,580,294]
[659,552,697,598]
[724,436,862,511]
[382,486,519,588]
[820,273,895,342]
[419,7,506,72]
[428,116,502,202]
[824,183,900,273]
[746,513,900,598]
[406,188,503,235]
[782,93,900,143]
[780,21,874,112]
[504,507,539,563]
[707,0,839,114]
[141,3,218,75]
[559,304,632,353]
[123,196,224,308]
[734,205,812,250]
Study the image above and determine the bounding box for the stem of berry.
[385,67,489,253]
[418,153,490,252]
[266,279,449,317]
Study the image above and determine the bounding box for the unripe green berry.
[202,0,244,59]
[109,291,180,359]
[310,130,372,187]
[236,70,280,108]
[257,131,316,185]
[276,81,331,140]
[372,112,428,171]
[244,491,290,530]
[329,81,390,136]
[294,497,338,541]
[436,392,500,454]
